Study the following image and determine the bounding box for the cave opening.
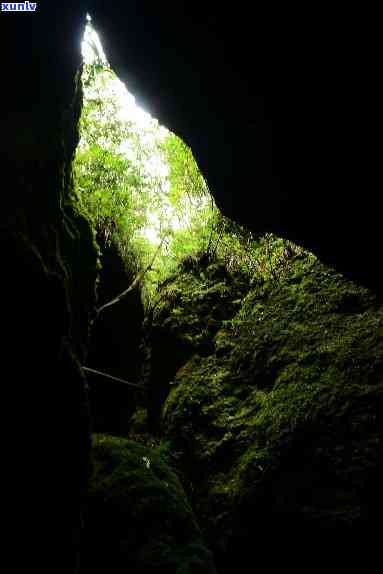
[2,7,383,574]
[76,18,215,307]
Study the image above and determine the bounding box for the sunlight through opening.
[79,20,209,247]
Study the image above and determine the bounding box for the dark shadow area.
[86,237,144,435]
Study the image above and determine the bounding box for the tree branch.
[95,237,165,317]
[82,366,147,390]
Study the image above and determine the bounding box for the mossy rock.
[149,254,249,353]
[142,255,250,433]
[81,434,217,574]
[161,252,383,569]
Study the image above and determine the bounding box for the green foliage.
[75,50,155,248]
[75,23,304,311]
[75,25,217,308]
[161,132,208,203]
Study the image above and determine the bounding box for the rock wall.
[89,1,382,292]
[144,249,383,571]
[86,238,144,435]
[0,7,99,572]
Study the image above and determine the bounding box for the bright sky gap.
[81,20,205,245]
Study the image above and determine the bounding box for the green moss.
[159,250,383,559]
[82,434,216,573]
[149,258,250,353]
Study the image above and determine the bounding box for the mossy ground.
[81,434,216,574]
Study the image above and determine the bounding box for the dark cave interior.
[0,3,381,573]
